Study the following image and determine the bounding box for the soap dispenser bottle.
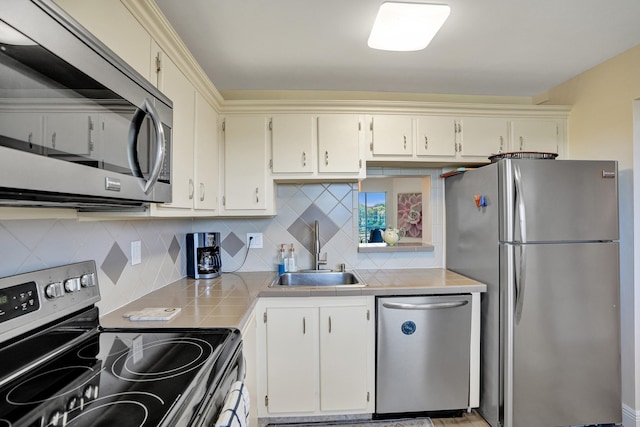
[278,244,287,274]
[287,243,297,272]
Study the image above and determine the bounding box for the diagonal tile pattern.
[102,242,128,284]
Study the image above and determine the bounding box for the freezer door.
[502,242,621,427]
[498,159,619,242]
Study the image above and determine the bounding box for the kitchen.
[0,0,638,426]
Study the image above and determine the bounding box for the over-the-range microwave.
[0,0,172,210]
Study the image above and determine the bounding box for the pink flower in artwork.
[397,193,422,238]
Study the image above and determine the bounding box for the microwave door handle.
[128,99,166,194]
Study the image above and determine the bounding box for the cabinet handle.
[28,132,33,145]
[303,317,306,334]
[302,151,306,167]
[189,179,194,200]
[519,136,524,151]
[424,136,428,150]
[255,187,259,203]
[200,183,205,202]
[325,150,329,166]
[51,131,56,148]
[499,136,504,152]
[403,135,407,150]
[328,316,332,333]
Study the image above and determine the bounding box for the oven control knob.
[49,410,66,427]
[64,278,81,293]
[45,282,65,299]
[80,273,96,287]
[67,395,80,411]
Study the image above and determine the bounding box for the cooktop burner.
[0,324,239,427]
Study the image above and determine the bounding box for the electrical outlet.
[247,233,263,248]
[131,240,142,265]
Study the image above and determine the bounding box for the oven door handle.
[128,98,166,194]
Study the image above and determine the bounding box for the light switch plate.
[247,233,263,248]
[131,240,142,265]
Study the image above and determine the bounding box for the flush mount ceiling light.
[368,2,451,51]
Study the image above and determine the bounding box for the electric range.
[0,261,243,427]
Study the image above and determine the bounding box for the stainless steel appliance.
[0,0,172,209]
[187,232,222,279]
[376,295,473,415]
[445,159,621,427]
[0,261,244,427]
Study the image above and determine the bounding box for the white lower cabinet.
[256,296,375,418]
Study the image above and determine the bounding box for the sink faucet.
[313,220,327,270]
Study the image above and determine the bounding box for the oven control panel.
[0,281,40,324]
[0,261,101,343]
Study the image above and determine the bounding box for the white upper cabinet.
[271,114,315,174]
[369,115,413,156]
[193,94,219,211]
[317,114,363,175]
[458,117,509,158]
[222,115,274,214]
[154,48,196,210]
[54,0,153,81]
[416,116,457,157]
[510,119,560,153]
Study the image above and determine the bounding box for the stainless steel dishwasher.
[376,294,473,415]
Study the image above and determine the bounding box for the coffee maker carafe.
[186,232,221,279]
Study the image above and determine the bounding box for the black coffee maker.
[186,232,221,279]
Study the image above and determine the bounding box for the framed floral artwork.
[397,193,422,238]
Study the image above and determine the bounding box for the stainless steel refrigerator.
[445,159,621,427]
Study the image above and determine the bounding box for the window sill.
[357,243,435,253]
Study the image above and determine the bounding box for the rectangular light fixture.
[368,2,451,51]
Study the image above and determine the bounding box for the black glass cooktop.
[0,308,239,427]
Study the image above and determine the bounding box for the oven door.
[0,0,172,207]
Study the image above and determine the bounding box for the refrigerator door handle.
[515,244,527,324]
[382,301,469,310]
[513,164,527,324]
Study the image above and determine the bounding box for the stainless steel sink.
[271,271,366,287]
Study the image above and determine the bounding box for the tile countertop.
[100,269,486,331]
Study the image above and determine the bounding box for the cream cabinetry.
[415,115,457,157]
[256,297,375,418]
[510,119,560,153]
[458,116,509,158]
[271,114,315,174]
[369,114,413,156]
[221,115,274,215]
[317,114,363,175]
[271,114,364,180]
[193,94,219,211]
[43,113,97,156]
[53,0,153,81]
[153,48,196,210]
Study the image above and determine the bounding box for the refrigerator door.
[498,159,619,243]
[502,241,621,427]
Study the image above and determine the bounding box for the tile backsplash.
[0,173,444,315]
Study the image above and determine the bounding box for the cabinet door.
[223,116,269,210]
[54,0,153,81]
[319,305,371,412]
[0,112,43,147]
[156,50,196,209]
[271,115,314,174]
[43,113,97,156]
[317,114,361,174]
[416,116,457,156]
[460,117,508,158]
[265,307,318,414]
[370,115,413,156]
[194,94,218,211]
[511,119,559,153]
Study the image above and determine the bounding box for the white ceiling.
[155,0,640,97]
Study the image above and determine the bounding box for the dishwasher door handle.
[382,300,469,310]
